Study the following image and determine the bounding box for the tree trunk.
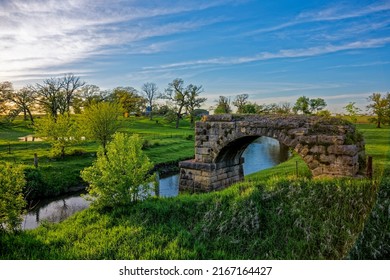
[27,108,34,124]
[377,119,381,128]
[175,114,180,129]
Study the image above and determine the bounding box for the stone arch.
[179,114,366,192]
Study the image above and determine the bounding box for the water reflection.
[242,136,290,175]
[22,192,90,230]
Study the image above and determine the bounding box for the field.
[0,116,195,198]
[0,117,389,259]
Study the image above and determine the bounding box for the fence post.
[366,156,373,179]
[34,153,38,168]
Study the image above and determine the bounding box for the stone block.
[327,145,358,156]
[310,145,326,154]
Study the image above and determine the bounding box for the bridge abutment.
[179,158,244,192]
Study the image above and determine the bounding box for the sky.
[1,0,390,113]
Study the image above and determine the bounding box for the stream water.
[22,136,289,230]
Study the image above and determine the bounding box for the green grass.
[0,122,388,259]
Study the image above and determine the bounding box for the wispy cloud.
[0,0,228,81]
[144,37,390,71]
[325,61,390,69]
[250,1,390,34]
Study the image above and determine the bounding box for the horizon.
[1,0,389,113]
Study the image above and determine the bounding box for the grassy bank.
[0,123,388,259]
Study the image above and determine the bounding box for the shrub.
[0,162,26,232]
[81,133,156,208]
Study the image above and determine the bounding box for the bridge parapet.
[179,114,365,192]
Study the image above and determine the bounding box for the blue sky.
[1,0,389,112]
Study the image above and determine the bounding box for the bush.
[81,133,156,208]
[0,162,26,232]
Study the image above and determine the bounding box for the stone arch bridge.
[179,114,365,192]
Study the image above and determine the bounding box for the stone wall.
[179,114,366,192]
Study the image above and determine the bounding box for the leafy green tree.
[367,92,390,128]
[309,98,327,114]
[241,102,258,114]
[344,102,361,123]
[293,96,327,115]
[111,87,145,117]
[0,162,26,232]
[79,102,122,154]
[164,78,188,128]
[293,96,310,114]
[214,96,232,114]
[81,133,155,208]
[34,114,80,158]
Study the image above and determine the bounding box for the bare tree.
[6,87,36,123]
[30,74,85,119]
[30,77,64,120]
[61,73,85,114]
[141,82,159,120]
[233,94,249,114]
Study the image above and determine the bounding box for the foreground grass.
[0,123,388,259]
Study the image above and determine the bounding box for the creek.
[22,136,289,230]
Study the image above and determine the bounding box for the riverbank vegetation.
[0,122,388,259]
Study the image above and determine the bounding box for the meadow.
[0,117,389,259]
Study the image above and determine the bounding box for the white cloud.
[0,0,227,81]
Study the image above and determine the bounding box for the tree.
[81,133,155,208]
[79,102,122,154]
[30,74,84,119]
[293,96,310,114]
[0,81,13,117]
[142,82,159,120]
[240,103,258,114]
[309,98,327,114]
[61,73,85,114]
[186,84,207,127]
[30,77,65,120]
[344,102,361,123]
[164,78,188,129]
[111,87,145,117]
[366,92,390,128]
[293,96,327,115]
[34,114,80,158]
[214,96,232,114]
[233,94,249,113]
[6,86,36,123]
[0,162,26,232]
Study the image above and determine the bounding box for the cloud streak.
[143,37,390,71]
[249,1,390,34]
[0,0,228,81]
